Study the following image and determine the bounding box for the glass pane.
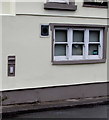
[55,30,67,42]
[73,30,84,42]
[55,44,66,56]
[89,31,100,42]
[89,44,99,55]
[72,44,83,55]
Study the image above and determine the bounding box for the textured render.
[2,15,108,90]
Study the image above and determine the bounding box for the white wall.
[2,15,108,90]
[0,0,15,15]
[0,16,2,91]
[0,1,108,18]
[16,1,108,19]
[107,6,109,83]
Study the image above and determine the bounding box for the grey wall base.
[2,82,109,105]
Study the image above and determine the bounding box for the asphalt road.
[7,104,109,119]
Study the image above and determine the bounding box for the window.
[83,0,108,8]
[50,24,107,64]
[44,0,77,11]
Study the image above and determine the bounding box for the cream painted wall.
[107,6,109,82]
[1,0,108,18]
[16,2,108,19]
[0,0,15,15]
[2,16,108,90]
[107,28,109,82]
[2,2,11,14]
[0,16,2,91]
[107,14,109,82]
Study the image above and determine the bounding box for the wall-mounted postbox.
[8,56,16,77]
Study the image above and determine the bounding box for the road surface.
[4,104,108,119]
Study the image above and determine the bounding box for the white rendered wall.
[16,1,108,19]
[2,15,108,90]
[0,0,15,15]
[0,17,2,91]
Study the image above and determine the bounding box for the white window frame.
[71,28,85,60]
[87,28,103,60]
[94,0,104,3]
[54,28,103,61]
[48,0,69,4]
[54,28,69,61]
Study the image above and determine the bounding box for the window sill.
[44,2,77,11]
[52,59,106,65]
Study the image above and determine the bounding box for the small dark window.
[83,0,108,8]
[41,25,49,36]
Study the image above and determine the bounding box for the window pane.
[55,30,67,42]
[89,44,98,55]
[89,31,100,42]
[55,44,66,56]
[73,30,84,42]
[72,44,83,55]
